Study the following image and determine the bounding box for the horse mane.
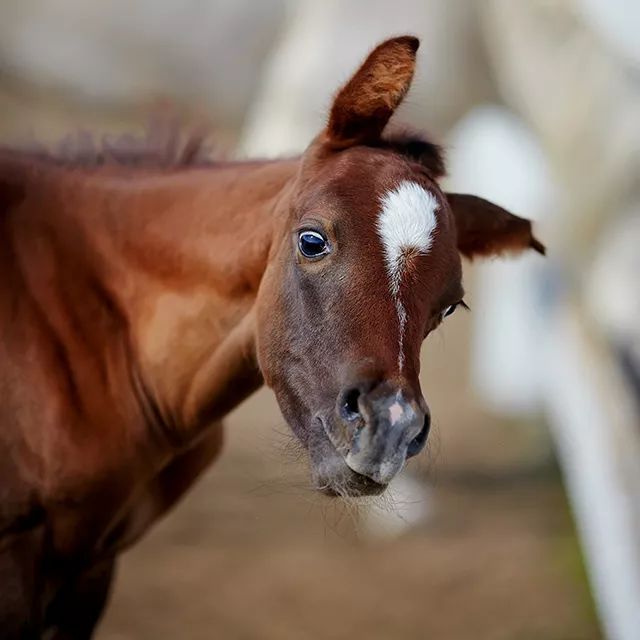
[0,116,445,194]
[0,123,446,223]
[0,116,219,170]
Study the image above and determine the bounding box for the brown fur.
[447,194,546,258]
[0,36,543,638]
[327,36,419,147]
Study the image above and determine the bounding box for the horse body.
[0,36,543,637]
[0,158,295,634]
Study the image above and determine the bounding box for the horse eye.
[298,230,329,259]
[441,304,458,321]
[440,300,468,322]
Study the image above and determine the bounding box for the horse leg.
[44,559,116,640]
[0,524,46,639]
[41,425,223,639]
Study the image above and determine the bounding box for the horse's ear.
[325,36,419,148]
[446,193,546,259]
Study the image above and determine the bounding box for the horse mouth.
[315,473,387,498]
[308,419,388,498]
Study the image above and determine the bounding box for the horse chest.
[78,425,225,558]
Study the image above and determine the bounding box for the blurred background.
[2,1,638,638]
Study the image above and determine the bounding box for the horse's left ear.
[446,193,546,258]
[325,36,419,148]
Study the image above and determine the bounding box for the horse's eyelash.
[460,300,471,312]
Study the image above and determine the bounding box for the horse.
[0,36,544,638]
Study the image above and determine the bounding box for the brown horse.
[0,36,543,638]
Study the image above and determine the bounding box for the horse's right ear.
[325,36,419,149]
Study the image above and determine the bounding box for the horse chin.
[315,471,387,498]
[307,426,387,498]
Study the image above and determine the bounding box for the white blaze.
[377,181,439,371]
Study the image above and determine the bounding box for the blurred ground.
[98,301,600,640]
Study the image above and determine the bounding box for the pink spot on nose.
[389,402,404,426]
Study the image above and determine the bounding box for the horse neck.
[63,158,297,444]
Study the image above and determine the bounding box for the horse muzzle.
[323,381,430,486]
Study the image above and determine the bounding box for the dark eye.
[440,300,468,322]
[441,303,459,321]
[298,230,330,259]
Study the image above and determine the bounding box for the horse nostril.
[407,412,431,457]
[340,388,362,422]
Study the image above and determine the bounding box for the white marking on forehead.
[377,181,439,295]
[376,181,439,371]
